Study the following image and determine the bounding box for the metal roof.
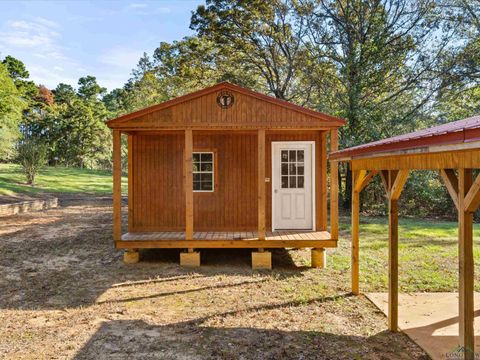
[330,115,480,160]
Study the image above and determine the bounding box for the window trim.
[192,150,216,193]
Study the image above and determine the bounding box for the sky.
[0,0,204,91]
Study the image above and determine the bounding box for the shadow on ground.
[0,196,305,310]
[73,318,419,360]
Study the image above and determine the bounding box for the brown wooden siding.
[116,89,337,130]
[129,131,326,232]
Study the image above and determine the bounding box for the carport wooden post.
[351,169,378,295]
[352,170,362,295]
[184,129,194,241]
[330,129,339,240]
[458,168,474,356]
[382,169,409,332]
[113,130,122,242]
[258,129,266,240]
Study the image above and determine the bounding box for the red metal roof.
[330,115,480,160]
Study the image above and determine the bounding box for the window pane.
[193,182,201,191]
[290,176,296,188]
[193,173,201,182]
[289,150,296,162]
[193,153,201,163]
[192,163,199,172]
[201,163,213,172]
[201,173,212,182]
[201,153,212,162]
[297,165,304,175]
[281,150,288,162]
[297,150,304,162]
[281,164,288,176]
[297,176,304,188]
[289,163,296,175]
[201,182,212,191]
[281,176,288,188]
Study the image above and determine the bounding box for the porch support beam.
[352,169,379,295]
[458,168,474,358]
[464,172,480,213]
[386,169,409,332]
[330,129,339,240]
[184,129,194,240]
[113,130,122,242]
[440,169,459,210]
[258,129,266,240]
[351,170,362,295]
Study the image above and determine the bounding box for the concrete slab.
[366,292,480,360]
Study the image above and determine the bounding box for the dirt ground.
[0,195,428,359]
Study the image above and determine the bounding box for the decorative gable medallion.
[216,90,234,109]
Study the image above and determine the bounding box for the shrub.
[16,139,48,185]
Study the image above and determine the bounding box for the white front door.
[272,142,314,230]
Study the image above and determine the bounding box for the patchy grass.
[0,198,428,359]
[331,215,480,293]
[0,163,127,196]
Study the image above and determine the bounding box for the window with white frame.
[193,152,214,192]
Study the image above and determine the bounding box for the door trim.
[271,141,316,232]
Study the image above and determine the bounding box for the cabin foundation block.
[252,250,272,270]
[311,248,326,268]
[180,250,200,267]
[123,249,140,264]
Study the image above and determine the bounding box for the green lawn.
[0,163,127,196]
[331,215,480,292]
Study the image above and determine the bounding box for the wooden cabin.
[107,82,345,269]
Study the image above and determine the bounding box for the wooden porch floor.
[117,230,336,249]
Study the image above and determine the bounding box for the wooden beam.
[352,170,361,295]
[464,172,480,213]
[127,135,133,231]
[380,170,389,194]
[258,129,266,240]
[320,131,328,230]
[356,170,379,192]
[184,129,194,240]
[458,169,475,357]
[385,169,407,332]
[439,169,459,210]
[330,129,339,240]
[113,130,122,242]
[390,170,409,200]
[388,193,399,332]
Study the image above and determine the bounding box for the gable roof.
[330,115,480,160]
[107,82,345,130]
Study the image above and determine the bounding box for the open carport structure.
[330,115,480,359]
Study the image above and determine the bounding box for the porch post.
[330,129,339,240]
[386,169,409,332]
[113,130,122,242]
[185,129,194,240]
[258,129,266,240]
[351,170,361,295]
[458,168,474,358]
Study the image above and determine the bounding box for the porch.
[117,230,335,249]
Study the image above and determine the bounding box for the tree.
[16,138,48,185]
[303,0,450,207]
[0,62,25,159]
[191,0,311,101]
[78,76,106,101]
[53,83,77,105]
[2,55,38,97]
[435,0,480,121]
